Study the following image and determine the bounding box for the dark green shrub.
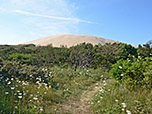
[110,56,152,88]
[8,53,31,64]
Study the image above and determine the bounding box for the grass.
[0,67,109,114]
[91,79,152,114]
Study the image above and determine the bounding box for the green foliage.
[8,53,32,63]
[0,60,47,83]
[0,58,108,113]
[92,80,152,114]
[137,43,152,57]
[0,43,139,68]
[110,57,152,88]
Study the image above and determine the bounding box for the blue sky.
[0,0,151,46]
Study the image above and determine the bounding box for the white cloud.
[0,0,93,41]
[13,9,91,23]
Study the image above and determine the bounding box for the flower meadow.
[0,61,109,113]
[91,56,152,114]
[0,43,151,113]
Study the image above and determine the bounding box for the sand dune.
[24,34,119,47]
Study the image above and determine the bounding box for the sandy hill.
[24,34,119,47]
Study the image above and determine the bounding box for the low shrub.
[110,56,152,88]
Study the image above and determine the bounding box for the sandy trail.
[61,83,101,114]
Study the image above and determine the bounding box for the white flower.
[40,107,43,111]
[126,110,132,114]
[99,89,104,93]
[5,92,9,95]
[33,97,38,100]
[7,81,11,85]
[119,66,122,69]
[97,100,100,103]
[11,87,15,90]
[18,96,22,99]
[100,97,103,99]
[115,99,118,102]
[122,108,125,111]
[19,93,22,95]
[121,74,124,76]
[44,92,47,94]
[103,80,106,83]
[121,103,127,107]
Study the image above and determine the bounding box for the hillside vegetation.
[0,42,151,113]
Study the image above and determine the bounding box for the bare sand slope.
[24,34,119,47]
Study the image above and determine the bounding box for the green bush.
[8,53,32,64]
[110,56,152,88]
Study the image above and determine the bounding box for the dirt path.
[61,83,101,114]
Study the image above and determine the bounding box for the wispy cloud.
[13,9,92,24]
[0,0,93,43]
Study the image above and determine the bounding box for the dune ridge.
[24,34,119,47]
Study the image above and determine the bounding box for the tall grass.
[0,67,108,113]
[92,79,152,114]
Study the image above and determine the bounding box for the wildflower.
[115,99,118,102]
[7,81,11,85]
[99,89,104,93]
[121,103,127,107]
[5,92,9,95]
[19,93,22,95]
[11,87,15,90]
[40,107,43,111]
[126,110,132,114]
[18,96,22,99]
[119,66,122,69]
[103,80,106,83]
[121,74,124,76]
[122,108,125,111]
[33,97,38,100]
[44,92,47,94]
[97,100,100,103]
[103,83,106,86]
[100,97,103,99]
